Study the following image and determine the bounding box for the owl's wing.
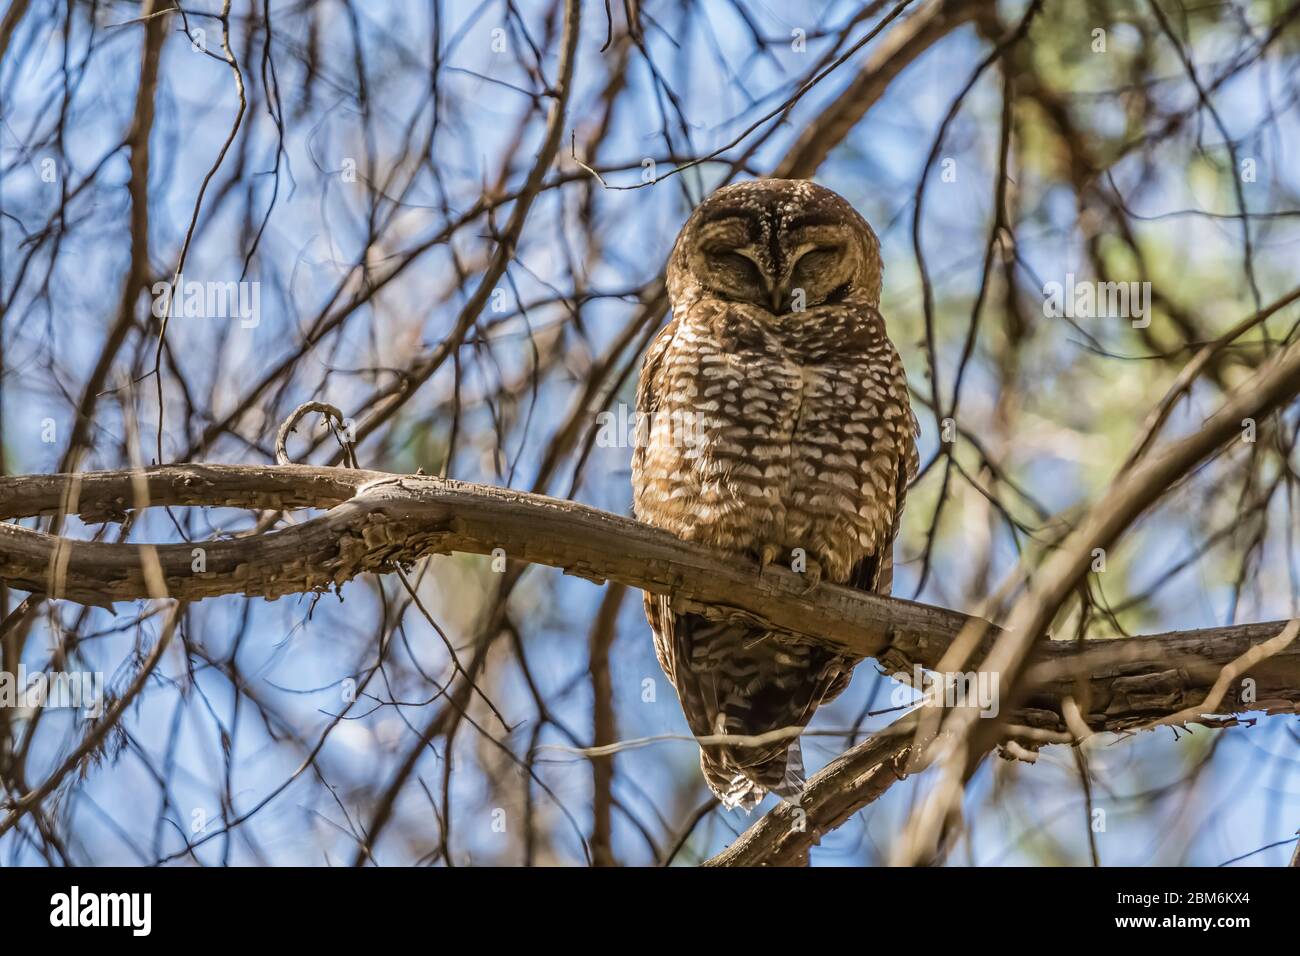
[630,315,677,483]
[643,591,678,688]
[829,396,920,703]
[848,387,920,596]
[634,317,681,687]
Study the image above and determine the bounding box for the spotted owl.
[631,179,919,811]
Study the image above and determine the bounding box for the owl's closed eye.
[673,184,882,315]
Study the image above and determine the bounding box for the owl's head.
[668,179,882,314]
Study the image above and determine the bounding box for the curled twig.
[275,402,358,468]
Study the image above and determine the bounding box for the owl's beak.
[769,282,786,313]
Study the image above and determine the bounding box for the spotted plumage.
[632,179,919,811]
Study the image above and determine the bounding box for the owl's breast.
[632,301,912,581]
[632,306,800,554]
[781,356,906,582]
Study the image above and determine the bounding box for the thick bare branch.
[1,464,1297,734]
[775,0,985,179]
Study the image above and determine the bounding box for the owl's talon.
[756,543,780,579]
[798,558,823,594]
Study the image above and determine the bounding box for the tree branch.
[1,464,1297,735]
[775,0,986,179]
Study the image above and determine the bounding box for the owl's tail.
[700,738,806,813]
[649,602,850,813]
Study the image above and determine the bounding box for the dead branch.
[1,463,1297,737]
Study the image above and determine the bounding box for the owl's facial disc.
[689,214,863,315]
[671,180,884,312]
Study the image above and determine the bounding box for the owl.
[631,179,919,811]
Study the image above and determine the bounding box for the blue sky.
[2,0,1299,865]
